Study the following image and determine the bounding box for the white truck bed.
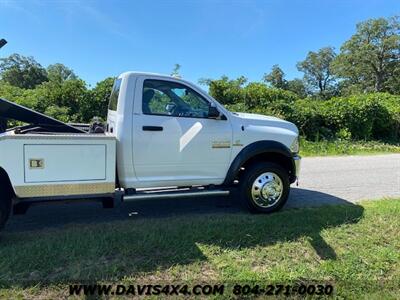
[0,132,116,198]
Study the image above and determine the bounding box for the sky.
[0,0,399,87]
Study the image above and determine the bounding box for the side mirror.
[208,105,220,119]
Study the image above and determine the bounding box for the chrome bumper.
[293,155,301,178]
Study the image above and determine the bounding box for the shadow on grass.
[0,189,364,287]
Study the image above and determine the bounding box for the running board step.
[123,188,230,202]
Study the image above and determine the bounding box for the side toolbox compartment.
[24,144,107,183]
[3,134,117,199]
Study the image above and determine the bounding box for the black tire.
[239,162,290,213]
[0,192,12,231]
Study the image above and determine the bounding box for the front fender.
[223,140,295,185]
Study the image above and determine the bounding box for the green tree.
[171,64,181,77]
[263,65,287,89]
[35,78,88,122]
[47,63,77,83]
[333,16,400,93]
[80,77,115,121]
[243,82,297,109]
[286,79,307,99]
[297,47,336,96]
[0,80,40,110]
[263,65,307,98]
[0,53,48,89]
[201,76,247,105]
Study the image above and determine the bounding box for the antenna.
[0,39,7,49]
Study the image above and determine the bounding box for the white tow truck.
[0,72,301,230]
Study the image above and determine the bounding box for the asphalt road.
[6,154,400,232]
[287,153,400,207]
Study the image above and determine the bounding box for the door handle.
[142,126,163,131]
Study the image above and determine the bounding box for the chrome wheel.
[251,172,283,208]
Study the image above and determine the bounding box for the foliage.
[171,63,181,77]
[47,63,77,83]
[204,75,247,105]
[263,64,286,89]
[0,53,48,89]
[297,46,337,97]
[33,79,88,122]
[242,82,298,109]
[263,65,307,98]
[286,78,307,98]
[0,57,115,123]
[290,93,400,140]
[221,84,400,142]
[82,77,115,122]
[207,76,297,111]
[333,16,400,94]
[44,106,70,123]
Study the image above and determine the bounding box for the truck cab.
[0,71,300,231]
[107,72,300,212]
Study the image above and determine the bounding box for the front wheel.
[239,162,290,213]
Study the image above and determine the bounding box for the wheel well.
[0,167,15,201]
[238,152,294,181]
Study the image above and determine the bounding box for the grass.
[300,139,400,157]
[0,198,399,298]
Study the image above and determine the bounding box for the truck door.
[131,77,232,187]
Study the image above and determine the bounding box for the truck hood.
[232,112,298,134]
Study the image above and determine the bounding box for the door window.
[142,79,210,118]
[108,78,122,111]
